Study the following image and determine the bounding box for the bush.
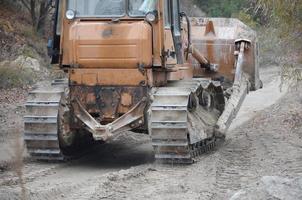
[236,11,258,28]
[281,64,302,90]
[251,0,302,43]
[0,63,35,89]
[21,46,36,59]
[253,0,302,85]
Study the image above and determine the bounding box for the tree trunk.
[30,0,37,29]
[20,0,53,35]
[36,1,47,34]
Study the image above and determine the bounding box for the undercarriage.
[24,73,249,164]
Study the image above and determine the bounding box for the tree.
[253,0,302,87]
[193,0,248,17]
[251,0,302,49]
[19,0,54,35]
[252,0,302,27]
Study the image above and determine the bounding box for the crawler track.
[24,80,67,161]
[150,79,225,164]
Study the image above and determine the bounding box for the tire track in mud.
[213,100,302,199]
[214,129,256,199]
[254,104,302,177]
[0,163,71,200]
[0,135,154,200]
[0,163,62,187]
[1,165,151,200]
[1,70,302,200]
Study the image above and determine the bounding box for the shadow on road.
[73,138,155,168]
[28,132,155,170]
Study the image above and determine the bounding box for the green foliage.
[0,63,35,89]
[253,0,302,85]
[236,11,258,28]
[193,0,260,28]
[194,0,248,17]
[253,0,302,29]
[22,46,36,58]
[254,0,302,48]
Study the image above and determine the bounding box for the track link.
[150,79,224,164]
[24,81,67,161]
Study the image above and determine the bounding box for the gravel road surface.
[0,66,301,200]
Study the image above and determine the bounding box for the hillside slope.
[0,2,49,61]
[0,2,52,89]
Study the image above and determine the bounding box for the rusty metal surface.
[69,68,147,86]
[70,85,147,123]
[189,45,219,72]
[215,40,252,136]
[189,17,261,90]
[72,97,147,141]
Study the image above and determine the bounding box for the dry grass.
[0,62,36,89]
[281,63,302,90]
[283,106,302,136]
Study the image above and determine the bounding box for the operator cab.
[49,0,184,68]
[66,0,157,20]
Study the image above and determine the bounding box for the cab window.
[128,0,158,17]
[67,0,125,17]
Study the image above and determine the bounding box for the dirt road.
[0,66,301,200]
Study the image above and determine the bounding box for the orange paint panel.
[70,69,146,86]
[82,73,97,86]
[77,45,138,59]
[196,41,235,81]
[64,21,152,69]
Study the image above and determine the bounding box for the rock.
[12,55,41,72]
[262,176,302,200]
[229,190,248,200]
[230,176,302,200]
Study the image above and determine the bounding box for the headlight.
[146,11,158,23]
[66,10,75,20]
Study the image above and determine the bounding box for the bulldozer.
[24,0,261,164]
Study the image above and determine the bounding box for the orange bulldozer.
[24,0,261,164]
